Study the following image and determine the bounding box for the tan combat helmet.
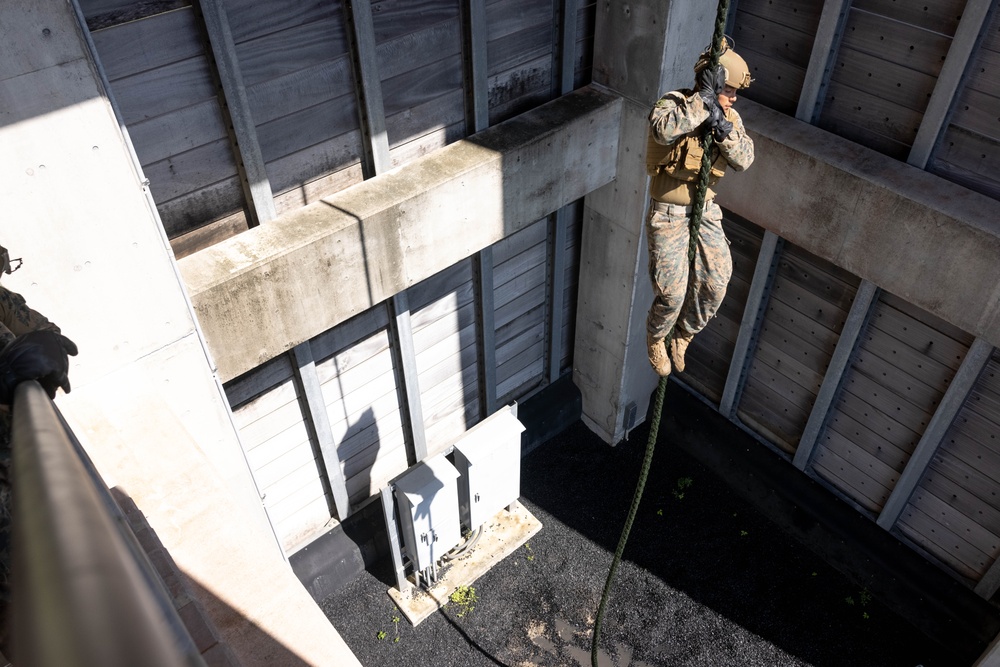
[694,38,753,89]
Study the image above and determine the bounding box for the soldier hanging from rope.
[645,40,754,376]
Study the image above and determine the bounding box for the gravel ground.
[323,417,958,667]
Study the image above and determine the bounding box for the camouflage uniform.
[645,89,754,343]
[0,286,60,607]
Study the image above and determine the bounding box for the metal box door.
[393,454,462,571]
[454,405,525,530]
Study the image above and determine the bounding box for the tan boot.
[647,332,671,376]
[670,331,694,373]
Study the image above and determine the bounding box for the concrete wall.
[574,0,720,444]
[179,87,621,383]
[1,1,360,663]
[718,100,1000,348]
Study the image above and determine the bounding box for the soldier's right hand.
[712,114,733,142]
[0,330,78,404]
[703,103,732,141]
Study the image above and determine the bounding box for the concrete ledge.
[179,87,622,382]
[718,99,1000,346]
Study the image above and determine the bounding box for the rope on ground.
[590,2,730,665]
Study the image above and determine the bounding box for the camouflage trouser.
[646,199,732,341]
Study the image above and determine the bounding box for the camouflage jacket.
[648,89,754,172]
[0,286,59,349]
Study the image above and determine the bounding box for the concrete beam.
[180,86,621,382]
[717,99,1000,349]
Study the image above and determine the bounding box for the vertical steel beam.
[292,343,352,520]
[554,0,580,96]
[463,0,490,133]
[547,211,569,383]
[194,0,277,225]
[719,231,782,418]
[473,251,498,416]
[463,0,497,415]
[379,485,410,592]
[976,547,1000,600]
[389,292,428,463]
[795,0,852,124]
[343,0,390,177]
[976,532,1000,598]
[793,280,879,470]
[877,338,994,532]
[462,0,489,130]
[908,0,995,169]
[544,0,578,383]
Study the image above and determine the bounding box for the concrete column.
[574,0,719,444]
[1,1,360,664]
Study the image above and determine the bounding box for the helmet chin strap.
[0,246,23,278]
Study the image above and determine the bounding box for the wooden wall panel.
[738,242,859,453]
[410,261,481,455]
[929,9,1000,202]
[733,0,822,117]
[374,1,466,155]
[92,9,246,236]
[493,219,548,404]
[486,0,555,124]
[81,0,191,30]
[224,0,336,42]
[817,6,952,157]
[230,2,362,210]
[898,353,1000,584]
[574,1,596,88]
[315,321,409,510]
[681,214,764,403]
[851,0,965,37]
[812,292,974,515]
[228,355,333,551]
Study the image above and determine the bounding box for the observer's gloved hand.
[0,330,78,404]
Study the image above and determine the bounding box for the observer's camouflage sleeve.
[0,285,59,348]
[648,90,709,145]
[717,107,754,171]
[0,285,60,606]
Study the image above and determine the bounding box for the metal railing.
[10,380,205,667]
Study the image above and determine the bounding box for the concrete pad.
[388,501,542,626]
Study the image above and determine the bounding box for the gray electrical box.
[393,454,462,571]
[453,404,525,531]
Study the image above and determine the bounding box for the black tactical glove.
[697,63,726,105]
[0,330,78,404]
[712,114,733,142]
[697,64,733,142]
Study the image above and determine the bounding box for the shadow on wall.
[334,404,377,515]
[108,487,313,667]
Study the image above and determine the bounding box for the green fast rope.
[590,2,730,665]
